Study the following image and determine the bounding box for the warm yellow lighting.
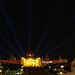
[21,68,23,71]
[61,65,64,68]
[21,57,41,67]
[0,70,2,72]
[38,57,40,59]
[59,72,63,74]
[29,54,31,56]
[21,66,23,68]
[21,57,24,59]
[17,72,20,74]
[55,68,57,71]
[49,66,51,68]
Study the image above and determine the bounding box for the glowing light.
[50,61,52,63]
[49,66,51,68]
[0,70,2,72]
[0,2,25,57]
[38,57,40,59]
[21,69,23,71]
[42,61,52,64]
[29,54,31,56]
[61,65,64,68]
[35,0,64,56]
[55,68,57,71]
[21,66,23,68]
[59,72,63,74]
[16,72,20,74]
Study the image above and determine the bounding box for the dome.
[26,48,34,55]
[25,48,35,59]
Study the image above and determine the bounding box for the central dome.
[25,48,35,59]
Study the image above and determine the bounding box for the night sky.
[0,0,75,61]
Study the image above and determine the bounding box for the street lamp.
[16,72,20,75]
[61,65,64,68]
[59,71,63,74]
[0,69,2,73]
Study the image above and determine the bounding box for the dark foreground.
[24,68,55,75]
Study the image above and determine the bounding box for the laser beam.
[41,34,75,58]
[50,48,75,58]
[0,48,10,55]
[28,0,32,48]
[0,2,25,57]
[37,16,75,57]
[0,54,9,59]
[0,48,19,60]
[35,0,64,55]
[0,33,21,57]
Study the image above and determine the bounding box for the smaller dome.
[25,48,35,59]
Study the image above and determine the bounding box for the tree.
[0,62,3,69]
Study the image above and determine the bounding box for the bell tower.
[10,51,15,60]
[45,52,50,60]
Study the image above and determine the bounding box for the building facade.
[0,48,68,67]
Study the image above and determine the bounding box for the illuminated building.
[21,48,42,67]
[42,53,68,66]
[0,49,68,68]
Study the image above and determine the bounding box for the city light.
[55,68,57,71]
[16,72,20,75]
[49,66,51,68]
[42,61,52,64]
[21,66,23,68]
[0,69,2,73]
[59,72,63,74]
[21,68,23,71]
[61,65,64,68]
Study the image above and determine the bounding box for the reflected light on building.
[21,57,42,67]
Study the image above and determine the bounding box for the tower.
[45,52,50,60]
[10,51,15,60]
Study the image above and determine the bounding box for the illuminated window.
[29,54,31,56]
